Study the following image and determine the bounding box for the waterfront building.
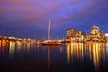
[66,25,105,42]
[74,29,82,42]
[66,28,74,39]
[75,29,82,37]
[90,25,100,38]
[88,25,105,42]
[106,36,108,42]
[100,31,105,41]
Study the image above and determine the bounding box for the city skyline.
[0,24,108,39]
[1,0,108,72]
[0,25,108,40]
[0,0,108,39]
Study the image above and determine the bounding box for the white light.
[105,33,108,36]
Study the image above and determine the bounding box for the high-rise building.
[66,25,105,42]
[91,25,100,34]
[66,28,74,39]
[75,29,82,37]
[88,25,105,42]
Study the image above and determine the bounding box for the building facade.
[66,25,105,42]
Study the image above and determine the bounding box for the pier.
[0,36,37,45]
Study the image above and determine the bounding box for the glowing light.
[105,33,108,36]
[9,41,15,55]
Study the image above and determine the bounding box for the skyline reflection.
[66,42,106,71]
[0,41,108,72]
[9,41,15,56]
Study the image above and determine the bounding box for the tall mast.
[48,19,50,40]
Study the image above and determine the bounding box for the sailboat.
[41,19,62,45]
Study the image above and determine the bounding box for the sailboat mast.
[48,19,50,40]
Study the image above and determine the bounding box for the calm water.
[0,41,108,72]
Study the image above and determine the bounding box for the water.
[0,41,108,72]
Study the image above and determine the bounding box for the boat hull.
[41,41,62,45]
[41,43,61,45]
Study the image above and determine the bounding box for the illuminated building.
[106,37,108,42]
[66,25,106,42]
[90,25,100,38]
[89,25,105,42]
[74,29,83,42]
[91,25,100,34]
[66,28,74,39]
[75,29,82,37]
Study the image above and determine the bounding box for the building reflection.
[105,43,108,60]
[15,41,32,53]
[16,41,23,51]
[0,40,9,55]
[0,39,107,71]
[66,43,84,63]
[88,43,105,70]
[9,41,15,56]
[0,40,33,55]
[23,42,31,52]
[1,40,8,48]
[66,42,105,70]
[0,40,1,47]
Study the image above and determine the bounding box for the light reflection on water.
[9,41,15,55]
[66,42,106,71]
[0,41,108,72]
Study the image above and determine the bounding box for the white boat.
[42,40,62,45]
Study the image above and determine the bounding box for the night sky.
[0,0,108,39]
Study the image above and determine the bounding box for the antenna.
[48,19,51,40]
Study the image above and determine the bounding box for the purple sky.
[0,0,108,39]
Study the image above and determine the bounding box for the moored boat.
[41,19,62,45]
[41,40,61,45]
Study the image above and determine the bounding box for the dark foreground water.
[0,41,108,72]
